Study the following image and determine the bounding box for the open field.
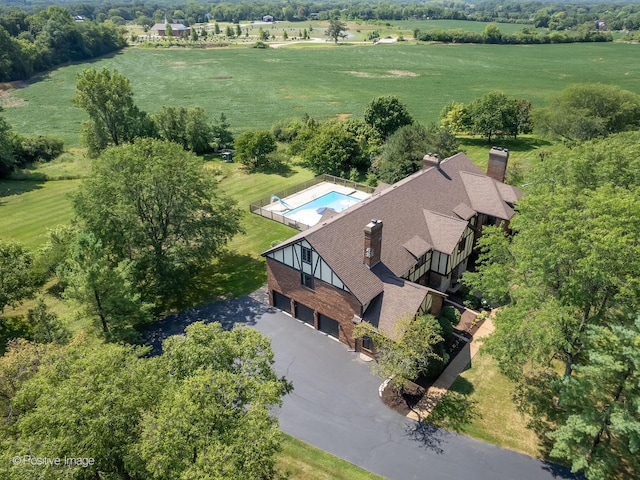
[2,42,639,147]
[210,18,543,42]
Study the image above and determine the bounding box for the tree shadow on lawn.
[405,377,480,454]
[0,179,46,204]
[142,286,273,356]
[142,253,272,355]
[177,251,267,310]
[425,380,480,431]
[459,135,553,152]
[241,161,296,178]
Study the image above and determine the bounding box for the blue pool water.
[284,191,362,226]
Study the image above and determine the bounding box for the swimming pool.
[284,191,362,226]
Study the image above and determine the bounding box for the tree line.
[0,107,63,179]
[4,1,640,32]
[414,23,612,45]
[461,111,640,478]
[0,6,126,82]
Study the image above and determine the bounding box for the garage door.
[272,291,291,314]
[295,302,314,326]
[318,314,339,338]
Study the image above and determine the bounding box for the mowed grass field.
[0,179,80,250]
[2,41,639,147]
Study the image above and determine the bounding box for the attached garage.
[295,302,315,326]
[318,313,339,338]
[272,291,291,314]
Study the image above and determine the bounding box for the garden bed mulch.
[380,324,479,416]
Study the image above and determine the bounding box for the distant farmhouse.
[261,149,522,354]
[595,20,608,31]
[262,15,275,22]
[151,22,191,37]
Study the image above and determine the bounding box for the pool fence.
[249,174,375,231]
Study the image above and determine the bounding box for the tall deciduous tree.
[73,138,243,305]
[73,67,155,156]
[138,322,292,480]
[0,323,292,480]
[325,18,347,43]
[0,339,55,424]
[4,337,162,480]
[234,130,277,171]
[300,121,362,176]
[533,84,640,143]
[465,91,532,142]
[374,122,459,183]
[364,95,414,139]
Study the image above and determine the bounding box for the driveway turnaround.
[144,289,580,480]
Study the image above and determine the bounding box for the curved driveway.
[144,288,580,480]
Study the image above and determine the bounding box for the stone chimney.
[487,147,509,183]
[422,153,440,170]
[364,219,382,268]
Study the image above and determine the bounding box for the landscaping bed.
[380,331,472,416]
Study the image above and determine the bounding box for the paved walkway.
[407,316,495,421]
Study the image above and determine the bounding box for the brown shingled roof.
[263,152,522,306]
[363,265,441,340]
[453,202,476,221]
[403,236,432,259]
[423,210,469,255]
[460,171,512,220]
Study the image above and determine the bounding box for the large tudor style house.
[262,149,522,353]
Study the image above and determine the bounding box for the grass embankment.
[3,42,639,148]
[278,434,384,480]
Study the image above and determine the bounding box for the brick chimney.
[422,153,440,170]
[487,147,509,183]
[364,219,382,268]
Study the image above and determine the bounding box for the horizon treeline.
[1,1,640,31]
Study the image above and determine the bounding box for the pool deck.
[263,181,371,215]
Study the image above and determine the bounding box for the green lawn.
[278,434,384,480]
[3,42,639,147]
[429,350,541,457]
[0,179,80,250]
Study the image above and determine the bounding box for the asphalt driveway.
[144,288,580,480]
